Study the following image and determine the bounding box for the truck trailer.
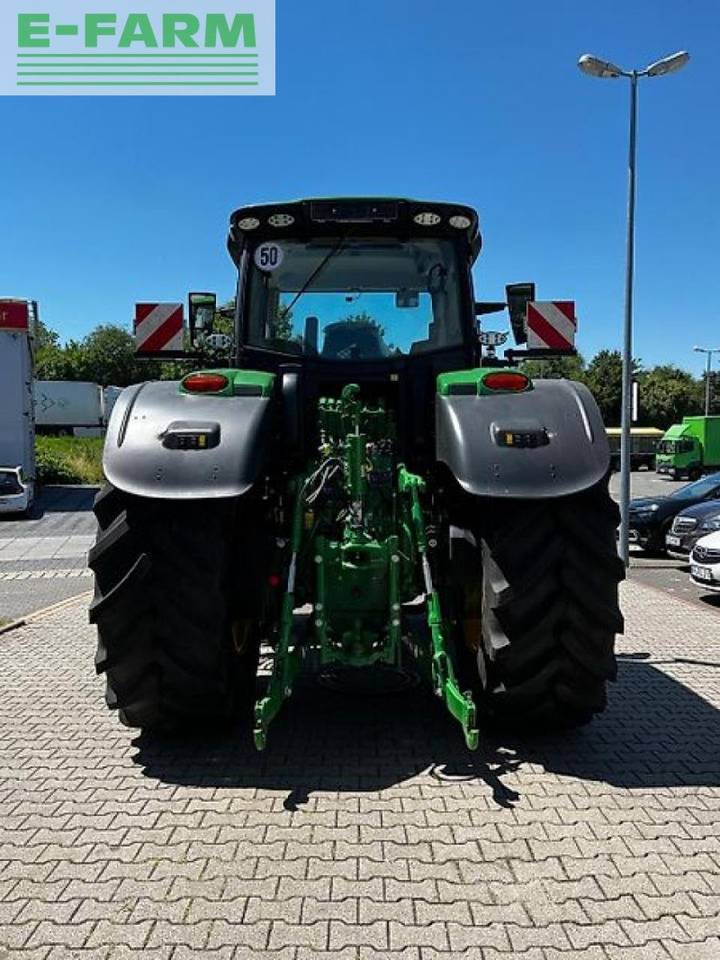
[34,380,105,436]
[656,416,720,479]
[605,427,664,472]
[0,300,37,516]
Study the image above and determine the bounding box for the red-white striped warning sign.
[526,301,576,351]
[134,303,184,353]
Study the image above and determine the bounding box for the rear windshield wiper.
[284,233,350,315]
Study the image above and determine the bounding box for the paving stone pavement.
[0,579,718,959]
[0,487,98,622]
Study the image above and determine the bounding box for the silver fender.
[436,379,609,499]
[103,380,273,499]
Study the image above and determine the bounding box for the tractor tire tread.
[478,476,623,729]
[89,483,258,730]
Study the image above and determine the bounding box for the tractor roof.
[227,197,481,266]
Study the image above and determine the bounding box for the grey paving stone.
[0,580,717,958]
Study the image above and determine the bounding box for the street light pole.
[578,50,689,567]
[619,72,638,569]
[694,346,720,416]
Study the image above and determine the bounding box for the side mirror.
[189,291,217,345]
[505,282,536,345]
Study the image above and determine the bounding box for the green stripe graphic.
[18,72,259,76]
[17,53,258,58]
[17,81,260,86]
[16,63,259,66]
[15,49,264,89]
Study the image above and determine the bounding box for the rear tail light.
[482,372,531,392]
[182,373,229,393]
[0,472,23,495]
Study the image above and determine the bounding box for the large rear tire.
[456,477,624,729]
[88,484,260,730]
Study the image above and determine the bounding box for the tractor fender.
[103,380,273,499]
[436,379,609,498]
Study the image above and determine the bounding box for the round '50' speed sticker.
[254,242,284,272]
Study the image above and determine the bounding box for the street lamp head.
[646,50,690,77]
[578,54,625,78]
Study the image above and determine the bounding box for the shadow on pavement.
[0,486,98,525]
[132,657,719,805]
[699,593,720,610]
[36,486,99,516]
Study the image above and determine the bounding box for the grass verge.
[35,436,105,485]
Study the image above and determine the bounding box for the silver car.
[665,502,720,560]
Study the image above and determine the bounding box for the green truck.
[656,416,720,479]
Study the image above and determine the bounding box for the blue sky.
[1,0,718,374]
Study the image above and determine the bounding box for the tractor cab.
[211,199,490,464]
[225,198,482,369]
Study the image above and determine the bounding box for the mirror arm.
[475,302,507,316]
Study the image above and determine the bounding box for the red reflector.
[483,372,530,392]
[182,373,229,393]
[268,574,282,588]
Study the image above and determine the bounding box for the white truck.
[35,380,105,435]
[0,300,37,515]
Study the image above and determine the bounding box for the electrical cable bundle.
[302,456,344,505]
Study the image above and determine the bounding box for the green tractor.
[89,198,623,750]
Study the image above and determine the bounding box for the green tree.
[35,336,88,381]
[338,311,382,329]
[33,317,59,349]
[33,318,67,379]
[584,350,630,425]
[333,311,395,351]
[213,299,236,337]
[521,353,586,381]
[637,365,704,429]
[74,325,145,386]
[34,341,69,379]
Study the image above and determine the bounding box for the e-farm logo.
[1,2,274,95]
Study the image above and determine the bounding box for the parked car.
[628,472,720,553]
[689,530,720,592]
[665,502,720,560]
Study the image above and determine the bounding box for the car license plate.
[666,535,681,547]
[691,565,713,582]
